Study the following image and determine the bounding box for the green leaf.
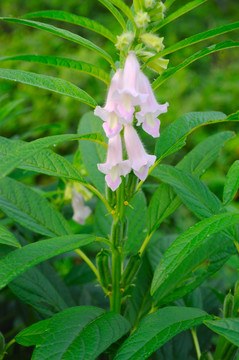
[223,160,239,205]
[0,55,111,85]
[32,306,130,360]
[0,137,86,183]
[0,132,106,179]
[148,131,234,233]
[152,41,239,89]
[151,213,239,297]
[0,234,95,290]
[0,225,21,248]
[106,0,135,25]
[0,69,97,108]
[164,0,177,8]
[0,99,24,124]
[0,177,72,237]
[78,112,107,193]
[98,0,126,31]
[204,318,239,347]
[94,201,112,238]
[114,307,209,360]
[16,319,50,347]
[9,265,73,317]
[124,257,152,327]
[155,111,226,161]
[154,164,221,220]
[124,191,147,255]
[155,232,236,306]
[145,21,239,66]
[24,10,116,43]
[0,18,114,67]
[152,0,207,33]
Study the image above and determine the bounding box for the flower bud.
[140,51,169,74]
[115,31,135,51]
[135,11,150,28]
[144,0,156,9]
[149,2,166,21]
[140,33,164,52]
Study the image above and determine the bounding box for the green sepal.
[96,249,112,290]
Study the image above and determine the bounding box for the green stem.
[0,339,15,360]
[139,231,154,256]
[110,219,123,313]
[191,328,201,360]
[110,247,122,313]
[85,183,112,214]
[74,249,100,281]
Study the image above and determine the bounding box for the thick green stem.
[110,247,122,313]
[110,217,123,313]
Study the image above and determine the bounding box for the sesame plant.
[0,1,239,359]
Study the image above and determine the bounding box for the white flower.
[135,72,168,137]
[124,124,156,180]
[97,133,131,191]
[94,69,124,138]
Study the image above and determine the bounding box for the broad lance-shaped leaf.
[223,160,239,205]
[151,213,239,298]
[0,234,95,290]
[9,263,75,317]
[154,111,239,161]
[0,225,21,248]
[148,131,234,233]
[154,164,221,220]
[123,191,147,255]
[97,0,126,31]
[0,177,72,237]
[0,18,114,67]
[155,111,225,161]
[0,55,111,85]
[24,10,116,43]
[0,69,97,108]
[114,307,209,360]
[151,0,207,32]
[152,164,236,240]
[153,41,239,89]
[205,318,239,347]
[0,132,106,179]
[31,306,130,360]
[155,232,236,306]
[0,137,86,183]
[144,21,239,66]
[16,319,50,347]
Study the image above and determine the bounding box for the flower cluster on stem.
[95,52,168,191]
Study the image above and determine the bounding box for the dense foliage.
[0,0,238,359]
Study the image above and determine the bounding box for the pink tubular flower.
[124,125,156,181]
[113,52,148,122]
[135,72,169,138]
[97,133,131,191]
[94,69,123,138]
[72,189,91,225]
